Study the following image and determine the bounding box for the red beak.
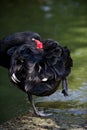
[32,38,43,49]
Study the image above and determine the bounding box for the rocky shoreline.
[0,109,87,130]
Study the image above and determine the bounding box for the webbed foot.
[34,110,52,117]
[28,94,52,117]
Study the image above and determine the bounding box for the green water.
[0,0,87,123]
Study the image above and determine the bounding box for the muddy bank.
[0,109,87,130]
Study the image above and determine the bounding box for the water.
[0,0,87,123]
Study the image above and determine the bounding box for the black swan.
[0,31,73,116]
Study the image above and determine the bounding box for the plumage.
[0,31,73,116]
[0,31,41,68]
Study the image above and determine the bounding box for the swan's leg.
[28,94,52,117]
[62,78,68,96]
